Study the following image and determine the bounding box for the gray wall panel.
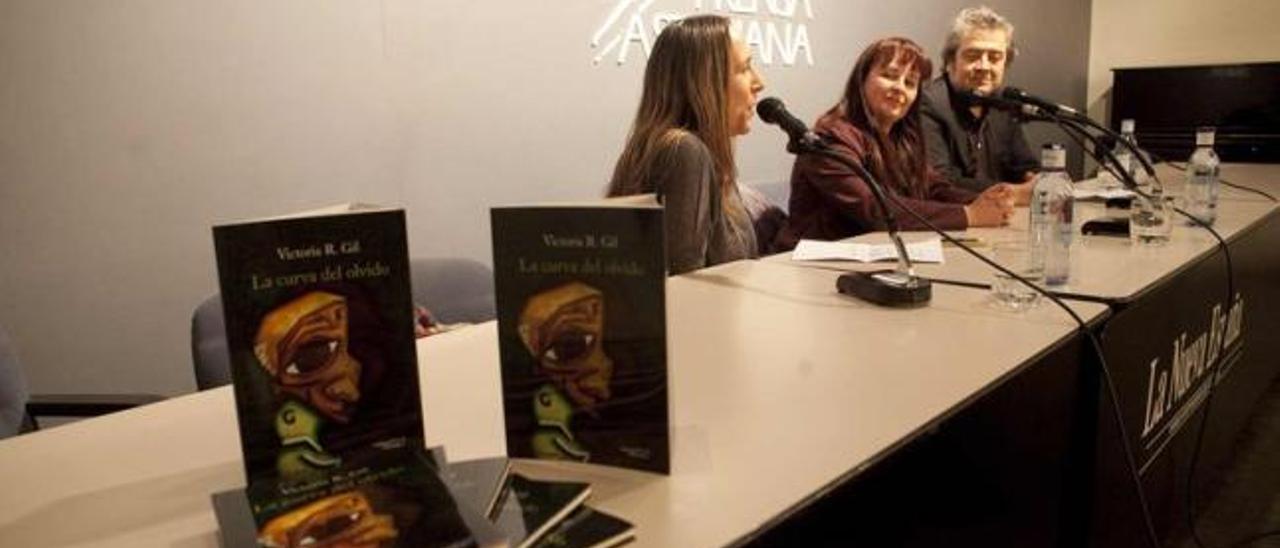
[0,0,1089,395]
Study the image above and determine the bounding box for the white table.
[0,260,1107,547]
[767,163,1280,546]
[772,164,1279,304]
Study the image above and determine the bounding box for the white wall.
[0,0,1091,396]
[1086,0,1280,124]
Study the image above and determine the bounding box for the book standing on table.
[492,199,670,474]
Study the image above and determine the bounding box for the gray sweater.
[641,133,757,275]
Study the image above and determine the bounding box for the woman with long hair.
[607,15,765,275]
[773,37,1014,251]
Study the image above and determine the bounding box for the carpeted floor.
[1176,377,1280,548]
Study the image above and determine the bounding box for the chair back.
[191,295,232,390]
[0,326,31,438]
[740,182,790,256]
[410,257,496,324]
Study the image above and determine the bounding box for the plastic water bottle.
[1184,127,1220,225]
[1112,119,1135,184]
[1029,144,1074,286]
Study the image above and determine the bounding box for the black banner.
[1090,209,1280,547]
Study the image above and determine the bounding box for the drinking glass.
[990,241,1043,311]
[1130,190,1174,246]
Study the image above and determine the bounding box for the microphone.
[999,87,1158,179]
[999,86,1080,117]
[756,97,827,152]
[953,89,1045,118]
[756,96,931,308]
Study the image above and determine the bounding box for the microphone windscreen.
[756,97,787,125]
[957,89,1019,112]
[998,86,1027,102]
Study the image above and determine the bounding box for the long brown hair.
[833,37,933,198]
[608,15,736,200]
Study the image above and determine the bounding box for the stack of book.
[432,451,634,548]
[209,200,666,547]
[211,205,513,547]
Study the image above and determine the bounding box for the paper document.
[791,238,945,263]
[1072,187,1134,200]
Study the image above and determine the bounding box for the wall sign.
[592,0,816,67]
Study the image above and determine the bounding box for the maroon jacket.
[774,112,976,251]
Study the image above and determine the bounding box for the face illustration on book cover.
[505,275,668,472]
[258,490,397,548]
[252,461,477,548]
[518,282,612,461]
[245,285,406,482]
[254,290,377,478]
[492,206,669,473]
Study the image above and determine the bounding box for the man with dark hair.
[921,6,1037,201]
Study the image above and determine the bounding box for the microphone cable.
[1045,116,1256,548]
[768,98,1267,546]
[781,132,1163,548]
[1156,161,1277,203]
[876,186,1163,548]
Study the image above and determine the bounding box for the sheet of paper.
[1072,187,1135,200]
[791,238,944,264]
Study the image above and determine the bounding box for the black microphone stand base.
[837,270,932,307]
[778,129,931,307]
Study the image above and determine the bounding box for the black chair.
[408,256,496,324]
[0,325,164,439]
[741,182,789,255]
[191,294,232,391]
[190,256,496,391]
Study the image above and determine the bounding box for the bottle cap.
[1196,126,1216,147]
[1120,119,1135,134]
[1040,143,1067,169]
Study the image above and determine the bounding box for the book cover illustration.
[243,448,496,548]
[491,204,670,474]
[531,507,634,548]
[489,474,592,548]
[214,207,423,488]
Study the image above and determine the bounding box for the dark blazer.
[920,76,1039,193]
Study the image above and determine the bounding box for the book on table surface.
[489,474,592,548]
[213,447,507,548]
[530,506,635,548]
[491,196,670,474]
[438,456,513,518]
[211,488,258,548]
[212,205,505,547]
[427,444,449,470]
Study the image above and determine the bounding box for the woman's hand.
[964,186,1016,226]
[984,180,1035,207]
[1003,181,1035,206]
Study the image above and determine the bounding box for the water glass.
[1130,190,1174,246]
[990,241,1043,311]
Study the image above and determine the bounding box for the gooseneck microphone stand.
[786,135,933,307]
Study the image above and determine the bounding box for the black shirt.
[920,76,1039,193]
